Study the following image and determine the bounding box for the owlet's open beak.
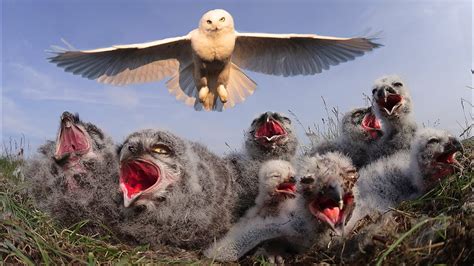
[54,112,91,164]
[309,181,354,236]
[119,159,161,208]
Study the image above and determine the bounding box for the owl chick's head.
[371,75,412,120]
[341,107,382,141]
[258,160,297,201]
[410,128,463,189]
[117,129,187,208]
[199,9,234,34]
[245,112,298,160]
[53,111,112,169]
[298,152,358,236]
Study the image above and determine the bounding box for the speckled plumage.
[346,128,463,233]
[115,129,237,249]
[370,75,418,160]
[227,112,298,218]
[205,152,357,262]
[310,107,382,168]
[25,112,120,235]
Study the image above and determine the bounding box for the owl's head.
[258,160,297,201]
[245,111,298,161]
[298,152,358,236]
[199,9,234,34]
[341,107,382,141]
[53,111,112,169]
[371,75,412,119]
[117,129,186,208]
[410,128,463,189]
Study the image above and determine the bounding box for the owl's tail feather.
[223,63,257,110]
[166,63,196,108]
[167,63,257,112]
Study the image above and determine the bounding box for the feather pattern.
[233,32,381,76]
[49,36,193,86]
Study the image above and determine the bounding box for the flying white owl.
[50,9,381,111]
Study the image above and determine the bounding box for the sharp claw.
[199,86,209,103]
[217,85,228,103]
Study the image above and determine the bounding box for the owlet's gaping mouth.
[55,119,91,161]
[254,119,287,142]
[309,193,354,229]
[361,112,382,139]
[377,94,403,115]
[275,181,297,196]
[120,159,161,199]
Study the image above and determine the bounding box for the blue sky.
[1,0,472,156]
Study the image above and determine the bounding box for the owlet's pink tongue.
[57,125,90,155]
[120,160,160,198]
[255,120,285,138]
[322,207,340,224]
[362,113,381,130]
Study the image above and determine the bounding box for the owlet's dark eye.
[220,17,225,22]
[353,110,363,117]
[282,116,291,125]
[300,176,315,184]
[393,82,403,87]
[427,138,440,145]
[206,20,212,24]
[372,88,377,95]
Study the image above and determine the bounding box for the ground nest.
[1,138,472,264]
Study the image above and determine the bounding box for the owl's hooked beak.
[54,111,91,164]
[121,186,142,208]
[375,86,404,116]
[308,181,355,236]
[254,113,288,144]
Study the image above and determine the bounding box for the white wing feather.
[49,36,193,86]
[233,32,381,77]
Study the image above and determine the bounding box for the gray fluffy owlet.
[370,75,417,160]
[226,111,299,218]
[310,107,382,168]
[244,160,297,219]
[345,127,463,233]
[115,129,236,249]
[25,111,120,234]
[205,152,358,262]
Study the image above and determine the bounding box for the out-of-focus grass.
[0,157,202,264]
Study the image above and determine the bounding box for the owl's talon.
[217,85,228,103]
[199,86,209,103]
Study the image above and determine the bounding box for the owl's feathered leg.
[217,84,228,103]
[216,62,231,103]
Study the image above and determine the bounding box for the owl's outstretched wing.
[233,33,381,77]
[49,36,193,86]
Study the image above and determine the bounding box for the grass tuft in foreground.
[1,136,472,264]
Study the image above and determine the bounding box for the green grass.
[0,158,203,265]
[294,137,473,265]
[1,138,472,265]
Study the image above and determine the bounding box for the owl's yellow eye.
[220,17,225,22]
[152,144,170,155]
